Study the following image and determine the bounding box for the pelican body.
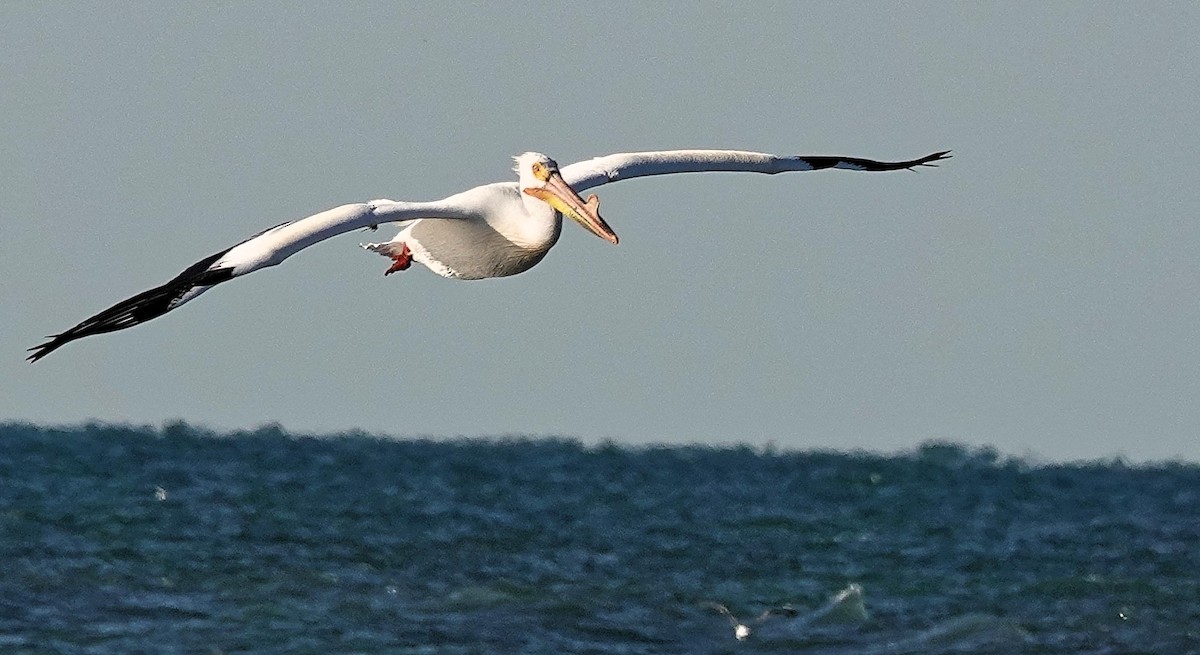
[28,148,949,361]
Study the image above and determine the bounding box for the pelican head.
[515,152,619,244]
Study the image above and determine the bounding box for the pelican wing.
[560,149,950,193]
[28,200,467,362]
[701,602,741,627]
[754,605,799,624]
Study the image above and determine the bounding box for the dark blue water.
[1,422,1196,654]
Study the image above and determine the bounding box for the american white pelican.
[28,148,949,362]
[703,584,868,642]
[703,601,800,641]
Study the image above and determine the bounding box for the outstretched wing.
[560,149,950,193]
[28,200,467,362]
[701,602,741,628]
[754,605,799,624]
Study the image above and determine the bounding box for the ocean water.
[1,423,1196,654]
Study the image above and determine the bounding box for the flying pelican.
[702,601,800,641]
[702,584,868,642]
[27,148,949,361]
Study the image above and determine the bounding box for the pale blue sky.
[4,4,1198,461]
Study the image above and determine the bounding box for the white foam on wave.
[877,612,1032,654]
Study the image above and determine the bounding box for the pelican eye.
[531,162,547,180]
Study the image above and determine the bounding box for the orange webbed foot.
[384,243,413,276]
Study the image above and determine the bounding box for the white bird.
[28,148,949,361]
[702,584,868,642]
[703,601,800,641]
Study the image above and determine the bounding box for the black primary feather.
[27,247,235,363]
[797,150,952,171]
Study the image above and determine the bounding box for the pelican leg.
[384,242,413,276]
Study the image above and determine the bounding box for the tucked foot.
[384,242,413,276]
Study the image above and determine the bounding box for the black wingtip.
[27,336,65,364]
[899,150,952,173]
[913,150,952,168]
[25,246,239,363]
